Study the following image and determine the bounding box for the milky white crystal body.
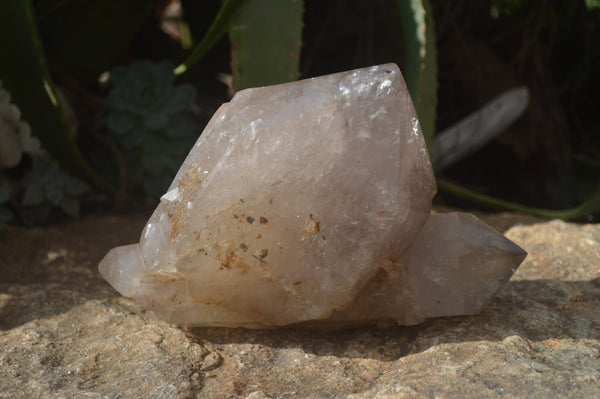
[329,212,527,327]
[99,64,438,327]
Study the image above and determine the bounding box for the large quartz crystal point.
[329,212,527,326]
[99,63,436,328]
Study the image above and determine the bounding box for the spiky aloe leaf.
[175,0,250,75]
[230,0,304,91]
[397,0,437,151]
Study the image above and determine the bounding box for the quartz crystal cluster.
[99,64,527,328]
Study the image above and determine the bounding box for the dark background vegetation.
[5,0,600,223]
[121,0,600,209]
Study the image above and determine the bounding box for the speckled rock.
[0,214,214,398]
[507,219,600,281]
[1,213,599,398]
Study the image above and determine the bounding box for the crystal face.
[99,64,526,328]
[329,212,527,326]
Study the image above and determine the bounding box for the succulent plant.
[104,60,198,197]
[0,80,42,169]
[21,156,89,218]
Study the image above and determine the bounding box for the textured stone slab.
[1,213,598,398]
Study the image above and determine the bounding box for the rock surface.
[1,212,599,398]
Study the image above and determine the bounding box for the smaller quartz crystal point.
[326,212,527,327]
[99,63,527,329]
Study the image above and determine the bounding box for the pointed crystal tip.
[328,213,527,326]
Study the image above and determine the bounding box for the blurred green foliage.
[105,61,198,197]
[230,0,304,90]
[585,0,600,9]
[397,0,437,150]
[434,0,600,220]
[1,0,598,225]
[22,156,89,218]
[0,0,93,179]
[37,0,156,85]
[175,0,249,75]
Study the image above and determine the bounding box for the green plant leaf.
[585,0,600,9]
[230,0,304,91]
[105,60,198,197]
[438,179,600,221]
[21,155,88,218]
[175,0,251,75]
[0,0,78,171]
[397,0,438,151]
[0,0,108,190]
